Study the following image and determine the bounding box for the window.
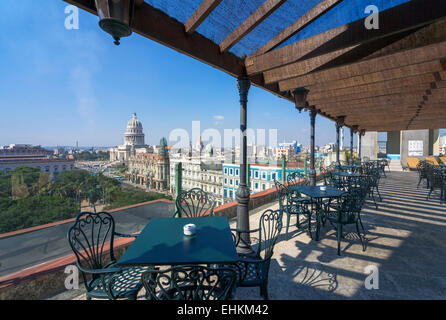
[262,172,266,180]
[255,183,258,189]
[229,190,233,198]
[230,179,233,185]
[224,189,227,197]
[255,171,259,178]
[224,178,227,184]
[272,173,276,180]
[230,168,233,175]
[262,184,266,190]
[235,180,239,186]
[235,169,239,176]
[224,168,227,174]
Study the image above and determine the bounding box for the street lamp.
[95,0,136,45]
[293,87,309,112]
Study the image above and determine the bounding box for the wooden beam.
[309,86,431,105]
[246,0,446,75]
[307,74,438,99]
[344,108,446,122]
[319,94,429,111]
[356,117,446,127]
[279,41,446,90]
[219,0,286,53]
[364,18,446,61]
[263,45,359,84]
[264,20,446,84]
[253,0,343,56]
[185,0,222,34]
[281,59,444,92]
[325,102,446,118]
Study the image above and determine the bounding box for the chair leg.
[371,191,378,210]
[296,213,300,228]
[426,188,433,200]
[286,214,291,236]
[358,214,365,233]
[356,221,365,252]
[308,214,313,239]
[260,283,269,300]
[337,224,342,256]
[376,186,382,201]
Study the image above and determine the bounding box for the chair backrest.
[67,211,116,271]
[429,168,445,188]
[274,180,289,211]
[175,188,216,218]
[286,171,302,186]
[142,265,236,300]
[337,193,361,223]
[257,209,282,260]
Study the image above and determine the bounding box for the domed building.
[109,113,152,162]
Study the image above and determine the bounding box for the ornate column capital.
[336,115,346,129]
[237,76,251,104]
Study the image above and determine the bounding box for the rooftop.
[44,170,446,300]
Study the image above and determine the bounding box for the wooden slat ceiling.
[64,0,446,132]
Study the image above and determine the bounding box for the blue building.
[222,162,303,202]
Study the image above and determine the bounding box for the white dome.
[124,113,145,146]
[127,113,143,130]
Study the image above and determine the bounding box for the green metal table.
[289,185,345,241]
[116,217,238,266]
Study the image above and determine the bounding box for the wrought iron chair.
[365,167,381,209]
[230,209,282,300]
[174,187,216,218]
[378,159,388,178]
[67,211,149,300]
[286,171,303,186]
[274,180,312,237]
[417,160,429,188]
[426,168,445,203]
[142,265,237,300]
[325,194,366,256]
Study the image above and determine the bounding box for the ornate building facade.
[109,113,152,162]
[169,156,225,206]
[127,138,169,192]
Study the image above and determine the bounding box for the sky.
[0,1,444,149]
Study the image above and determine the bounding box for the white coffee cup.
[320,186,327,192]
[183,224,197,236]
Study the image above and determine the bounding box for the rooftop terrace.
[48,170,446,300]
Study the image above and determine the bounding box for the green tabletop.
[290,185,345,199]
[116,217,238,266]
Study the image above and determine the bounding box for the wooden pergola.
[65,0,446,132]
[63,0,446,245]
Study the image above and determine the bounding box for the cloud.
[213,115,224,120]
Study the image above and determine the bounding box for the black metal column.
[236,76,252,252]
[350,128,354,165]
[309,106,317,186]
[335,122,341,169]
[358,132,362,162]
